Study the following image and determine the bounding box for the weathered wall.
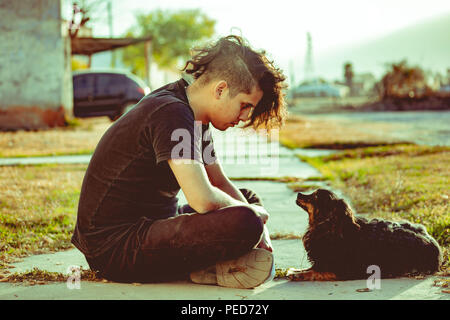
[0,0,72,131]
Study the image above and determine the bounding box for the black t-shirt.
[71,79,216,258]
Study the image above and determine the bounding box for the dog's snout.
[296,192,306,205]
[296,191,316,210]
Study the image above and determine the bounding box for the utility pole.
[107,0,115,68]
[304,32,314,82]
[289,59,296,88]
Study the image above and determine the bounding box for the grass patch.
[278,115,406,150]
[286,182,328,193]
[230,176,327,184]
[230,176,302,183]
[0,164,87,269]
[320,144,448,161]
[0,117,111,157]
[0,267,104,285]
[270,232,302,240]
[65,117,83,129]
[275,268,290,279]
[285,175,331,193]
[1,150,94,158]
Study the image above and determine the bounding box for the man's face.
[211,84,263,131]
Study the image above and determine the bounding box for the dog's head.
[296,189,360,238]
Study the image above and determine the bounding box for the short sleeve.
[148,103,203,164]
[202,125,217,165]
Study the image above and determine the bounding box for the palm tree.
[344,62,354,95]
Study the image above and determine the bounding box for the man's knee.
[227,205,264,244]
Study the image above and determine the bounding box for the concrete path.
[0,127,448,300]
[0,127,327,179]
[0,260,445,300]
[0,234,447,300]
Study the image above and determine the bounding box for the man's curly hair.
[182,35,288,131]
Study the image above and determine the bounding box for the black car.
[73,70,150,120]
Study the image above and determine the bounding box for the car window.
[73,75,94,97]
[96,74,125,94]
[73,75,94,90]
[96,74,112,89]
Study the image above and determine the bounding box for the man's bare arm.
[168,159,244,213]
[204,161,248,203]
[204,160,269,223]
[167,159,268,223]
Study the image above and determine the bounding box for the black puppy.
[288,189,443,281]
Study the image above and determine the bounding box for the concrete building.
[0,0,72,131]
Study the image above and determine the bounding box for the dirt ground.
[0,117,112,157]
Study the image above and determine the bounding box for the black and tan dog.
[288,189,443,281]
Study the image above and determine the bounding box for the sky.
[65,0,450,82]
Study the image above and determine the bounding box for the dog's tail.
[407,233,443,274]
[424,236,444,273]
[399,221,443,273]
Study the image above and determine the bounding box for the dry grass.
[0,118,112,157]
[0,267,104,285]
[0,164,87,268]
[278,114,405,149]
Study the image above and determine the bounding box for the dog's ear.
[331,199,360,238]
[316,190,335,218]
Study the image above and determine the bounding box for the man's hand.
[249,204,269,224]
[257,225,273,252]
[249,205,272,252]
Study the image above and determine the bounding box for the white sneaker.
[190,249,275,289]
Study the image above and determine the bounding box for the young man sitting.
[71,35,287,289]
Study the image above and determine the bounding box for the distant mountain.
[314,12,450,81]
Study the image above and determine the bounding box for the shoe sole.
[190,266,217,285]
[216,248,274,289]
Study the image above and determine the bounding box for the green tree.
[121,9,216,80]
